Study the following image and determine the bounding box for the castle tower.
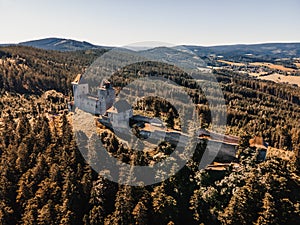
[71,74,82,97]
[72,74,89,108]
[97,80,115,114]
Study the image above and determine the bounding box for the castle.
[71,74,115,115]
[70,74,242,165]
[71,74,133,129]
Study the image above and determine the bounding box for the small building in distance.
[71,74,115,115]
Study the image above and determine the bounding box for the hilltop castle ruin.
[71,74,115,115]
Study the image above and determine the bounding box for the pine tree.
[37,200,56,225]
[255,192,278,225]
[108,185,134,225]
[151,183,178,224]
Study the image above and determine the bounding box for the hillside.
[1,45,300,153]
[0,45,299,224]
[18,38,108,51]
[185,43,300,62]
[0,46,107,94]
[2,38,300,59]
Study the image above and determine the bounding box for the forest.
[0,46,299,224]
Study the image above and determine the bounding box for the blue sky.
[1,0,300,46]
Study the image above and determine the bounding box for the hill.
[185,43,300,61]
[2,38,300,58]
[0,45,299,225]
[0,45,107,94]
[18,37,108,51]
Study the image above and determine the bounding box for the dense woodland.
[0,46,299,224]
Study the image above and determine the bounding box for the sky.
[0,0,300,46]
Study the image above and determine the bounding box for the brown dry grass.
[250,62,297,72]
[218,60,245,67]
[257,73,300,86]
[249,72,269,77]
[267,147,294,161]
[295,62,300,68]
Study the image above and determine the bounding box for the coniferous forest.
[0,46,300,225]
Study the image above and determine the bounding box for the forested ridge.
[0,46,299,224]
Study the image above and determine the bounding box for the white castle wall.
[73,80,115,115]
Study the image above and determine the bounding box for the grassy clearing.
[256,73,300,86]
[250,62,298,72]
[217,60,245,67]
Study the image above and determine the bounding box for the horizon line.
[1,36,300,48]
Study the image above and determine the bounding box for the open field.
[248,72,269,77]
[217,60,299,73]
[295,62,300,68]
[256,73,300,86]
[217,60,245,67]
[267,147,295,161]
[250,62,298,72]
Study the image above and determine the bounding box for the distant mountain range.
[0,37,108,51]
[185,43,300,60]
[1,37,300,59]
[20,38,104,51]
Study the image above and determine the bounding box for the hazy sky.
[1,0,300,46]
